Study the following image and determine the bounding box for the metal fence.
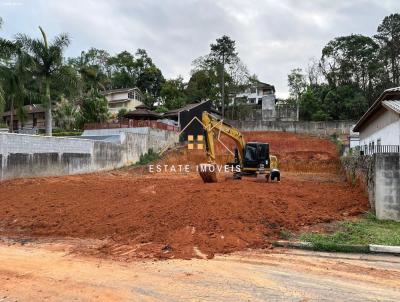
[354,145,400,155]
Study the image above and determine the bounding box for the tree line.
[1,13,399,135]
[288,13,400,121]
[0,18,251,135]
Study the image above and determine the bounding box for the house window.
[248,98,256,104]
[377,139,381,146]
[128,91,134,99]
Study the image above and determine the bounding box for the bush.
[52,131,82,137]
[117,108,128,119]
[134,148,160,166]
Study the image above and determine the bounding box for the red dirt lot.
[162,131,341,173]
[0,132,368,259]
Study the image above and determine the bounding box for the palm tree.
[0,53,32,132]
[73,51,107,94]
[16,26,70,135]
[53,97,79,131]
[0,23,31,132]
[0,19,19,118]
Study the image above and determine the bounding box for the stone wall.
[341,155,374,210]
[0,128,178,181]
[229,120,355,136]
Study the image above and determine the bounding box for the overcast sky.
[0,0,398,97]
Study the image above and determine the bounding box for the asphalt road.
[0,243,399,301]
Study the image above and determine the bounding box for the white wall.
[0,133,93,156]
[235,87,275,105]
[0,129,178,181]
[82,127,151,137]
[359,108,400,147]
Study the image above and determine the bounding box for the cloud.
[0,0,398,97]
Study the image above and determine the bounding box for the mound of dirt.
[161,131,341,173]
[0,172,367,260]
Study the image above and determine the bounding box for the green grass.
[300,214,400,252]
[52,131,82,137]
[133,148,160,166]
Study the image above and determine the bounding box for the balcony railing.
[354,145,400,155]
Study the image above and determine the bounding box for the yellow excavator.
[198,111,280,183]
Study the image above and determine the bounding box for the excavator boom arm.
[201,111,246,164]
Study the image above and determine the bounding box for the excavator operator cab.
[243,142,270,169]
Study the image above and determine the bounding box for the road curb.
[274,240,313,249]
[369,244,400,254]
[274,240,369,253]
[273,240,400,254]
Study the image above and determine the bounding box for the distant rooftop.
[101,87,141,95]
[123,104,161,120]
[3,104,45,116]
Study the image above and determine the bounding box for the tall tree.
[288,68,307,120]
[16,26,70,135]
[137,66,164,96]
[375,13,400,85]
[209,35,238,117]
[108,50,137,88]
[186,69,218,103]
[69,49,110,93]
[321,34,380,98]
[160,76,186,110]
[0,19,32,131]
[79,91,109,125]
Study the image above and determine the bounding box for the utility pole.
[221,53,225,118]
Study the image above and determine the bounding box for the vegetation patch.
[52,131,82,137]
[300,214,400,252]
[133,148,160,166]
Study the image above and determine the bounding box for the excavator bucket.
[198,163,218,183]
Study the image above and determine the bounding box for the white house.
[101,87,144,115]
[353,87,400,153]
[234,81,276,109]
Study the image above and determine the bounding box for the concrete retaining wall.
[342,153,400,221]
[228,120,355,136]
[0,128,178,181]
[374,153,400,221]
